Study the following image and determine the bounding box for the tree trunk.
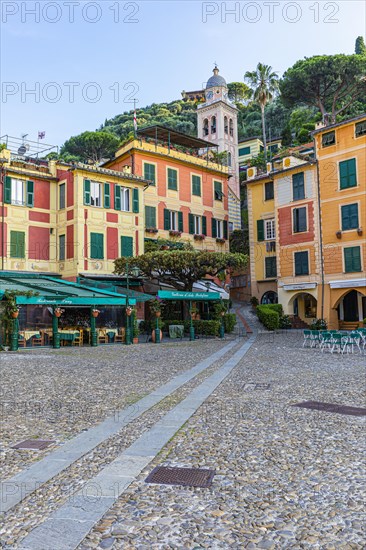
[261,104,267,163]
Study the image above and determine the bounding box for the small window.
[265,219,275,240]
[293,207,307,233]
[265,181,274,201]
[239,146,250,156]
[59,183,65,209]
[224,116,228,134]
[229,119,233,137]
[292,172,305,201]
[11,179,24,206]
[144,163,156,185]
[265,257,277,278]
[192,175,201,196]
[214,181,223,201]
[59,234,65,261]
[167,168,178,190]
[211,116,216,134]
[90,181,101,207]
[227,152,232,167]
[344,246,361,273]
[341,204,358,231]
[339,158,357,189]
[121,187,130,212]
[294,251,309,276]
[203,119,209,136]
[322,131,335,147]
[355,121,366,137]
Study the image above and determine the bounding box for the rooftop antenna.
[18,133,29,156]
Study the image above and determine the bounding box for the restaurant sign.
[15,296,135,306]
[158,290,221,301]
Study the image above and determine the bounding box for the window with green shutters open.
[145,206,156,229]
[4,177,34,207]
[167,168,178,190]
[341,203,359,231]
[10,231,25,258]
[292,172,305,201]
[59,234,65,261]
[294,251,309,276]
[104,183,110,209]
[164,209,183,232]
[339,158,357,189]
[114,186,130,211]
[214,181,223,201]
[144,163,156,185]
[293,207,307,233]
[322,131,335,147]
[192,175,201,196]
[90,233,104,259]
[121,236,133,257]
[265,257,277,278]
[211,218,228,239]
[189,214,206,235]
[344,246,361,272]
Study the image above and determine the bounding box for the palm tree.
[244,63,279,163]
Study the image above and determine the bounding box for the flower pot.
[151,329,163,343]
[11,311,19,319]
[126,307,133,317]
[155,311,161,318]
[92,310,99,318]
[133,337,139,344]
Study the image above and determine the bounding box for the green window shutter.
[164,209,170,230]
[121,236,133,257]
[292,173,305,201]
[84,179,91,205]
[265,257,277,278]
[178,211,183,232]
[214,181,222,201]
[10,231,25,258]
[59,235,65,261]
[144,163,156,185]
[257,220,264,241]
[90,233,104,259]
[167,168,177,190]
[202,216,207,235]
[340,159,357,189]
[114,185,121,210]
[223,220,228,240]
[132,188,139,213]
[211,218,217,238]
[145,206,156,228]
[344,247,361,272]
[295,251,309,276]
[26,180,34,207]
[4,176,11,204]
[192,175,201,196]
[104,183,110,208]
[188,213,194,234]
[341,204,358,231]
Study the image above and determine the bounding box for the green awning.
[158,290,221,301]
[78,278,153,303]
[0,275,136,306]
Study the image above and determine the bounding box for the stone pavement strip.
[0,339,239,514]
[17,335,256,550]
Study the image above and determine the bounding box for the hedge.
[263,304,283,315]
[256,305,280,330]
[164,319,221,336]
[223,313,236,333]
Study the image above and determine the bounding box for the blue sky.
[1,0,365,150]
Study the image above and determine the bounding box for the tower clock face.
[206,91,213,100]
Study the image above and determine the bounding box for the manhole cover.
[145,466,215,488]
[292,401,366,417]
[11,439,56,450]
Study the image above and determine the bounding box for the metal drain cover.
[11,439,56,450]
[292,401,366,417]
[145,466,215,488]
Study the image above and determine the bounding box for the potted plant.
[336,230,342,239]
[190,305,198,320]
[193,234,205,241]
[151,318,163,343]
[216,238,226,245]
[54,307,65,318]
[10,306,21,319]
[149,297,163,317]
[250,296,259,309]
[357,228,363,236]
[125,306,133,317]
[169,230,182,238]
[91,309,100,318]
[145,227,158,234]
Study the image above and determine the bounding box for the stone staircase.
[339,321,362,331]
[291,315,310,329]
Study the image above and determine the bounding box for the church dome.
[206,65,227,89]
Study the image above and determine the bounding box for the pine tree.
[355,36,366,55]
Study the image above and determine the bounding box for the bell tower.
[197,66,241,230]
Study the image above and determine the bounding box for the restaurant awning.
[0,274,136,306]
[158,290,221,301]
[78,277,153,303]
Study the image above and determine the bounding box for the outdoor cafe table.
[169,325,184,339]
[58,329,80,343]
[98,328,119,341]
[21,330,41,341]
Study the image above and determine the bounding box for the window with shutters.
[144,163,156,185]
[264,181,274,201]
[193,215,201,234]
[11,179,25,206]
[344,246,361,273]
[59,183,65,209]
[213,219,223,238]
[293,207,307,233]
[214,181,223,201]
[294,251,309,276]
[121,236,133,257]
[59,234,65,261]
[265,219,275,240]
[90,233,104,259]
[167,168,178,190]
[90,181,101,207]
[355,121,366,138]
[265,257,277,278]
[169,211,178,231]
[322,131,335,147]
[145,206,156,228]
[10,231,25,258]
[118,187,130,211]
[192,175,201,196]
[341,203,359,231]
[339,158,357,189]
[292,172,305,201]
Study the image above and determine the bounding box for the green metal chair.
[303,329,312,347]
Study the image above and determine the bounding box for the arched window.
[203,119,209,136]
[227,152,232,167]
[261,291,278,305]
[224,116,228,134]
[211,116,216,134]
[229,119,233,137]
